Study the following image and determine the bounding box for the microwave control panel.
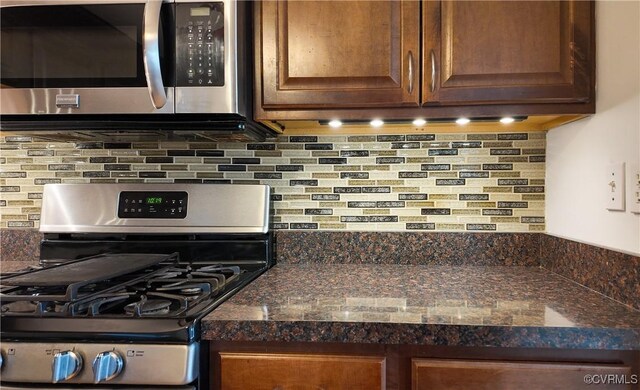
[118,191,188,218]
[176,3,225,87]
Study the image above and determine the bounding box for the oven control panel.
[0,341,198,385]
[117,191,188,219]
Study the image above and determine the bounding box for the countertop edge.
[200,320,640,351]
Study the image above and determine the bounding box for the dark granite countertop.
[202,264,640,350]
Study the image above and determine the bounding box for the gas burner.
[180,287,203,295]
[196,265,241,274]
[1,300,38,314]
[124,297,172,316]
[152,280,211,297]
[154,282,205,295]
[153,270,187,279]
[0,298,70,316]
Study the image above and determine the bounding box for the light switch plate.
[606,162,625,211]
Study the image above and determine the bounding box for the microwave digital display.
[191,7,211,17]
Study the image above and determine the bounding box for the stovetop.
[0,254,263,319]
[0,256,269,343]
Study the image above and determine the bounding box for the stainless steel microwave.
[0,0,273,140]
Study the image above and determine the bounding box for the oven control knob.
[92,351,124,383]
[52,350,83,383]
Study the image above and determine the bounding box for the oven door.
[1,387,194,390]
[0,1,175,114]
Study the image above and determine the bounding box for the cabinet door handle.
[408,50,415,94]
[429,49,436,93]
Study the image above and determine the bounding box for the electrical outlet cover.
[606,162,625,211]
[631,170,640,214]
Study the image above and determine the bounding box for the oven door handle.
[143,0,168,109]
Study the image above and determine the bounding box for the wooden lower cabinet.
[412,359,634,390]
[219,353,385,390]
[211,342,638,390]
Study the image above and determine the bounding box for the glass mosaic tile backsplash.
[0,131,545,231]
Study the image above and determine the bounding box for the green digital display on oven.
[146,197,162,204]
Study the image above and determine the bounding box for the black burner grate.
[0,255,244,318]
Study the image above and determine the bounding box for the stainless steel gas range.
[0,183,274,389]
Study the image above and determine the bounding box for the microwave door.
[0,0,174,115]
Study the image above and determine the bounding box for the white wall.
[546,0,640,255]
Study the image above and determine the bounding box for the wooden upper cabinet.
[256,0,420,109]
[254,0,595,122]
[423,1,594,105]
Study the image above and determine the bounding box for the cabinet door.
[412,359,633,390]
[423,1,594,105]
[257,0,420,110]
[220,353,385,390]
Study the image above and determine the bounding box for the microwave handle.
[143,0,167,109]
